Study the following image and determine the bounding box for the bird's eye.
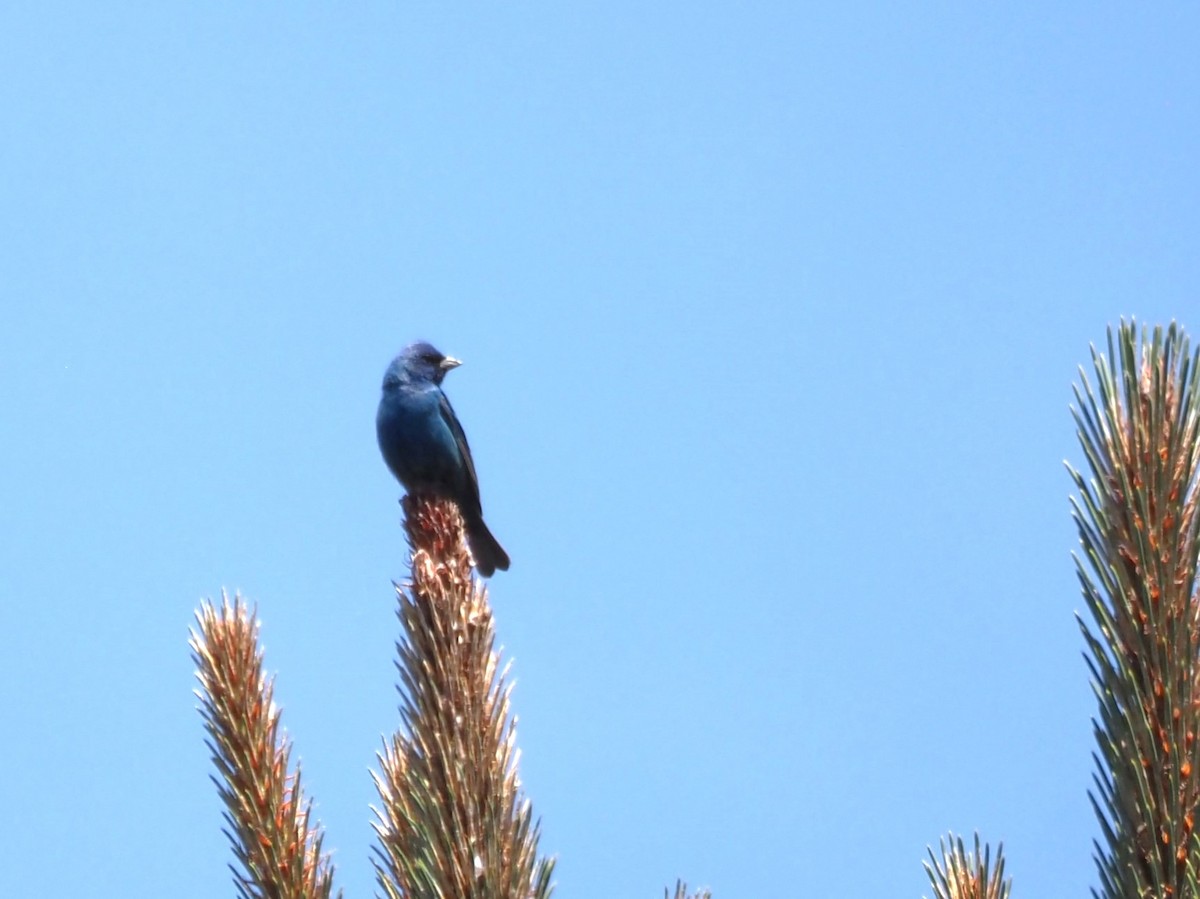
[423,353,442,365]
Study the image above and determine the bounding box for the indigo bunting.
[376,341,510,577]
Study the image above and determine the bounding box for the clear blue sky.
[1,4,1196,897]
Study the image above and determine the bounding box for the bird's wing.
[437,390,484,514]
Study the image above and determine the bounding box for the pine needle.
[924,833,1010,899]
[372,495,555,899]
[191,593,339,899]
[1069,320,1200,896]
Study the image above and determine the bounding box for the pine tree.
[193,321,1200,898]
[192,494,708,898]
[925,321,1200,898]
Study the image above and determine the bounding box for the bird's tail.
[466,517,510,578]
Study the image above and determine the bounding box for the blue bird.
[376,341,510,577]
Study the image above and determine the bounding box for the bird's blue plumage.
[377,341,509,577]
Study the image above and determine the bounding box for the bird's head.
[383,341,462,389]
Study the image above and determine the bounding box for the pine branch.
[666,879,712,899]
[1069,320,1200,897]
[923,834,1010,899]
[372,495,555,899]
[191,593,339,899]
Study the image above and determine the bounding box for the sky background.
[1,3,1197,897]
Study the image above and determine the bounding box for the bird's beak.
[439,356,463,371]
